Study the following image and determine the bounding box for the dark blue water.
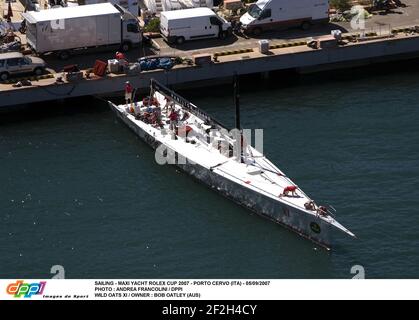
[1,69,419,279]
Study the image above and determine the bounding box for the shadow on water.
[0,96,109,126]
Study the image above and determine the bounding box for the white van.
[160,8,232,45]
[240,0,330,35]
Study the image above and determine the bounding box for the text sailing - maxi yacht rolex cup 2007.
[109,80,355,250]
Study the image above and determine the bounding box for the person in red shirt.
[116,51,126,60]
[125,81,133,108]
[281,185,298,197]
[116,51,128,72]
[169,108,179,131]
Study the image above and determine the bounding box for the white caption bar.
[0,280,418,300]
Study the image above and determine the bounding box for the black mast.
[234,73,240,130]
[233,73,243,162]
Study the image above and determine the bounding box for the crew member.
[125,81,134,108]
[304,201,316,211]
[317,206,328,217]
[169,107,179,131]
[280,185,298,197]
[163,97,174,115]
[153,105,162,127]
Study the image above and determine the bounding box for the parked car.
[0,52,46,81]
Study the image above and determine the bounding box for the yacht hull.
[111,103,332,249]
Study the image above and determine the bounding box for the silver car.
[0,52,47,81]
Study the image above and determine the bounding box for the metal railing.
[150,78,227,129]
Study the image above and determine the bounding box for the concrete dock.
[2,0,419,108]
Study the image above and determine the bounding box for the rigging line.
[244,160,316,203]
[260,157,284,175]
[245,150,284,176]
[210,160,230,171]
[260,171,278,185]
[257,157,314,201]
[215,167,311,212]
[244,161,285,177]
[257,158,308,199]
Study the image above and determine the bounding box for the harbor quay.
[2,0,419,108]
[2,27,419,108]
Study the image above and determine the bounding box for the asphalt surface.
[155,0,419,56]
[9,0,419,73]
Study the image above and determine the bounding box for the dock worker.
[116,51,128,71]
[125,81,134,108]
[116,51,126,61]
[280,185,298,197]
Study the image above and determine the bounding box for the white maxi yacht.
[109,79,355,249]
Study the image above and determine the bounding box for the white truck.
[240,0,329,36]
[22,3,141,60]
[160,8,232,45]
[80,0,139,17]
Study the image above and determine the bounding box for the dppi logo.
[6,280,46,298]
